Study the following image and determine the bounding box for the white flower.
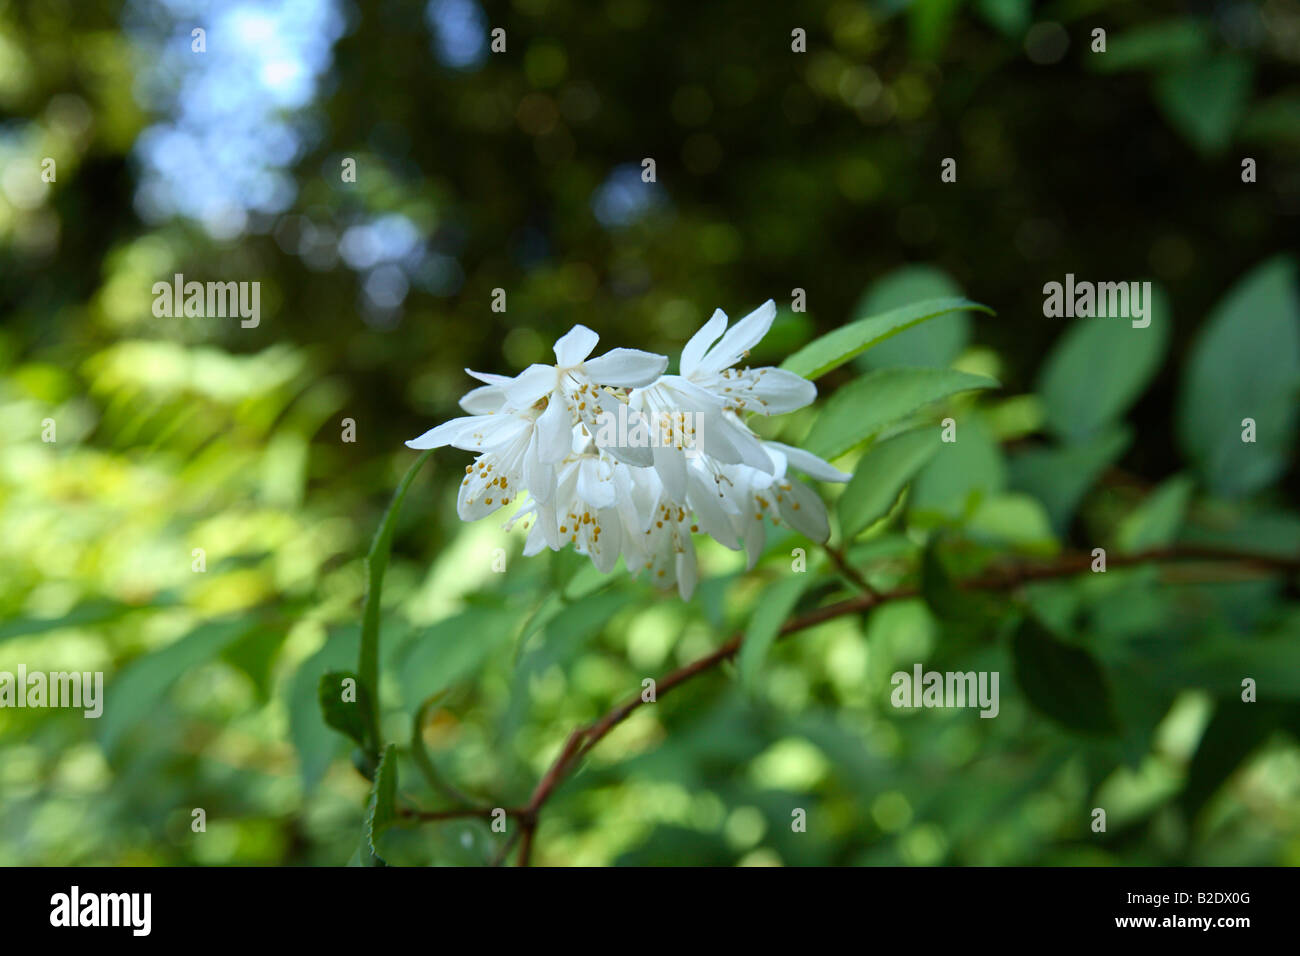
[502,325,666,466]
[629,300,820,497]
[678,300,817,416]
[406,307,848,598]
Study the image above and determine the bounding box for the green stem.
[411,694,481,808]
[360,449,435,756]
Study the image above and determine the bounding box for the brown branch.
[824,543,879,597]
[507,544,1298,865]
[397,806,514,822]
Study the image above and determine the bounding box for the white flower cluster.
[407,300,848,598]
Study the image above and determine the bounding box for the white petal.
[583,348,668,388]
[536,394,573,463]
[676,543,698,601]
[601,440,654,468]
[463,414,533,451]
[717,417,777,472]
[405,415,484,449]
[523,521,550,556]
[658,374,725,409]
[652,443,687,503]
[766,441,851,482]
[457,469,506,521]
[614,465,653,535]
[679,308,728,378]
[459,383,506,414]
[504,364,558,407]
[738,367,817,415]
[465,368,513,387]
[590,508,622,573]
[761,442,789,479]
[777,478,830,542]
[576,458,617,509]
[695,300,776,376]
[686,469,740,550]
[516,426,544,503]
[553,325,600,367]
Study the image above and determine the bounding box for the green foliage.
[839,428,940,539]
[1011,617,1118,735]
[737,575,809,694]
[98,618,258,757]
[318,670,370,749]
[804,368,999,461]
[365,745,399,867]
[359,450,435,755]
[1178,257,1300,498]
[1153,56,1254,157]
[1093,21,1211,72]
[1009,426,1132,532]
[782,298,993,380]
[1115,474,1193,554]
[854,267,973,370]
[1037,285,1169,443]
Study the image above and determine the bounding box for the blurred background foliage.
[1,0,1298,865]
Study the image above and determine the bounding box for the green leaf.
[1116,474,1194,554]
[1154,55,1253,155]
[1011,617,1117,735]
[738,575,810,694]
[410,693,474,807]
[397,606,518,708]
[782,298,994,380]
[838,428,941,539]
[920,539,969,621]
[221,624,289,702]
[530,589,629,672]
[360,449,434,755]
[1037,284,1170,442]
[1177,257,1300,498]
[289,629,357,794]
[1182,506,1300,560]
[1241,94,1300,145]
[908,414,1006,520]
[975,0,1030,38]
[365,744,399,866]
[318,670,370,748]
[804,368,999,461]
[0,598,141,644]
[919,538,1005,634]
[1008,425,1131,532]
[853,267,971,370]
[1182,701,1277,822]
[967,493,1058,556]
[98,617,256,756]
[909,0,964,59]
[1091,20,1211,72]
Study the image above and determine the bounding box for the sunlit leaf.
[782,298,993,380]
[804,368,999,461]
[839,428,940,539]
[738,574,809,693]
